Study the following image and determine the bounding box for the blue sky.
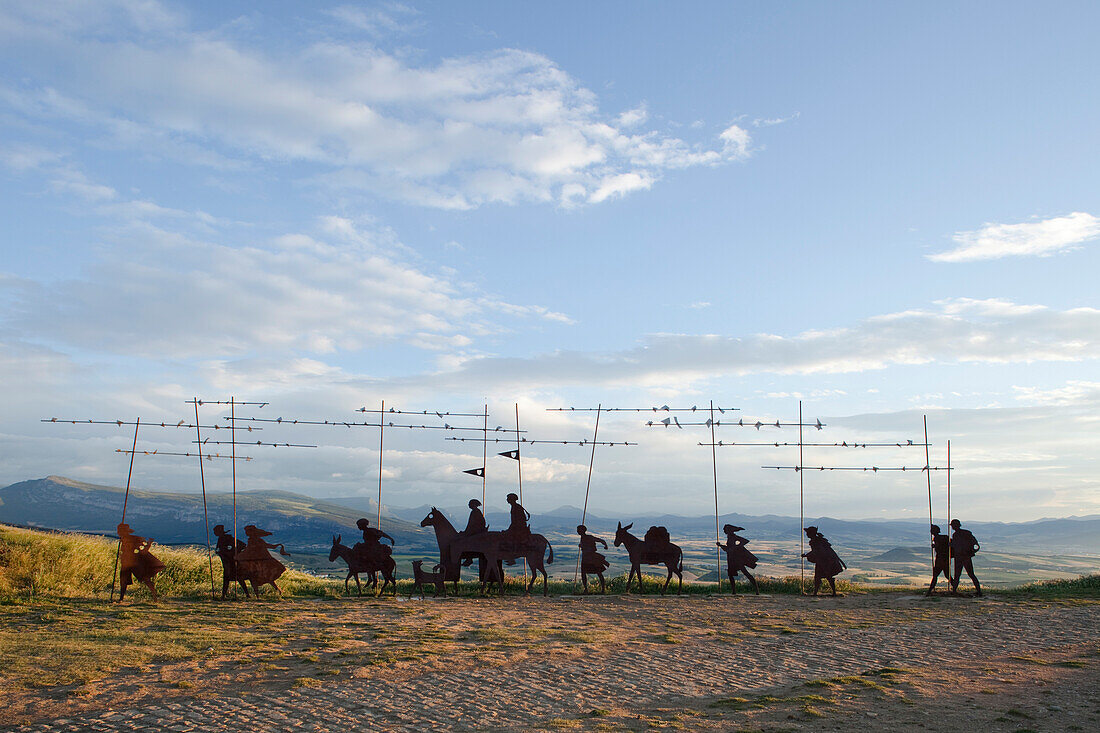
[1,1,1098,523]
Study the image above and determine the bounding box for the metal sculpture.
[328,534,396,596]
[716,524,759,594]
[410,560,446,598]
[801,526,846,596]
[949,519,983,596]
[577,524,610,594]
[614,522,683,594]
[925,524,951,595]
[116,523,166,602]
[423,507,554,595]
[213,524,249,598]
[421,507,500,591]
[236,525,290,595]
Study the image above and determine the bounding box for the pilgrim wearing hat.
[716,524,759,594]
[577,524,610,593]
[802,526,846,596]
[235,525,290,594]
[116,522,166,602]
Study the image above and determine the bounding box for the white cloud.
[407,298,1100,391]
[930,212,1100,262]
[4,214,572,360]
[0,5,753,210]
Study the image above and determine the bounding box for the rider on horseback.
[354,518,394,565]
[459,498,488,566]
[503,492,531,563]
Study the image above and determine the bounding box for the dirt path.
[1,593,1097,731]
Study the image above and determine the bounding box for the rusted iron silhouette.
[925,524,951,595]
[329,534,396,596]
[116,523,166,602]
[577,525,609,593]
[716,524,759,594]
[410,560,446,598]
[213,524,249,598]
[614,522,683,594]
[424,507,554,595]
[949,519,983,596]
[420,507,499,592]
[802,526,846,596]
[236,525,290,595]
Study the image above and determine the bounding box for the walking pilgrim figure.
[925,524,951,596]
[802,526,846,596]
[213,524,249,598]
[236,525,291,595]
[116,523,166,602]
[949,519,983,596]
[716,524,759,595]
[577,525,610,594]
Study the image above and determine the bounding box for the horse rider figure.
[643,525,671,564]
[354,517,395,565]
[503,492,531,562]
[460,498,488,566]
[949,519,983,596]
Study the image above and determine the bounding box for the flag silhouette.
[463,467,485,477]
[498,449,520,460]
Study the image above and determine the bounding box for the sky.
[1,1,1098,524]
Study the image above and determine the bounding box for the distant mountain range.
[3,476,1098,555]
[0,476,431,552]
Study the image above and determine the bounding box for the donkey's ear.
[624,522,633,531]
[617,521,622,529]
[336,534,341,543]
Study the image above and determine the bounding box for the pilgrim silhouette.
[716,524,759,594]
[925,524,951,596]
[577,524,610,594]
[802,526,846,596]
[213,524,249,598]
[949,519,982,596]
[116,523,166,602]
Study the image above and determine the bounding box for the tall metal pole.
[798,400,805,595]
[377,399,384,528]
[194,400,216,600]
[573,404,602,587]
[481,404,488,507]
[923,415,934,573]
[516,403,526,581]
[231,397,238,574]
[946,439,952,572]
[710,400,721,592]
[109,418,140,602]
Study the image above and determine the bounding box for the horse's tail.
[677,546,684,574]
[545,538,554,564]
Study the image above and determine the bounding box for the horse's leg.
[355,573,363,597]
[662,564,673,595]
[344,571,351,596]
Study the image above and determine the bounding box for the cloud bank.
[930,212,1100,262]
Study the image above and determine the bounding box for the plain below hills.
[2,476,1099,559]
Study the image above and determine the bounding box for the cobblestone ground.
[3,594,1097,732]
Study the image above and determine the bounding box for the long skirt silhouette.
[236,525,288,592]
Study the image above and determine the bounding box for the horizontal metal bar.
[191,440,317,448]
[116,449,253,461]
[762,465,954,472]
[223,416,524,432]
[548,406,740,413]
[445,437,637,446]
[700,441,928,448]
[42,418,259,431]
[189,400,268,407]
[355,407,484,417]
[646,418,825,429]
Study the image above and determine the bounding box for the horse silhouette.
[422,507,554,595]
[329,534,396,596]
[614,522,683,594]
[420,507,500,594]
